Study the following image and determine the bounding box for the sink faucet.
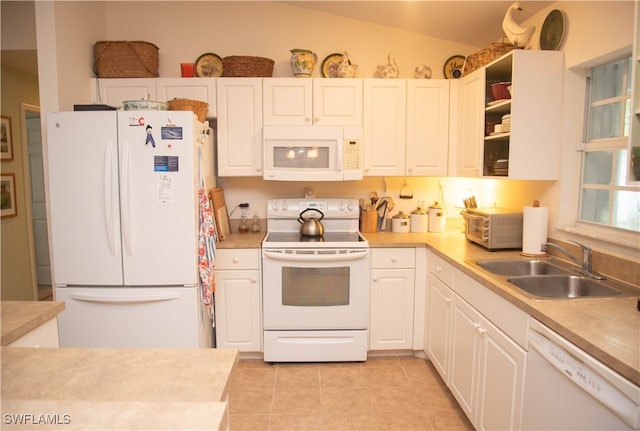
[541,241,605,280]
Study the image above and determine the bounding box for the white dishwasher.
[522,319,640,430]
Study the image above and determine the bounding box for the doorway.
[21,103,51,300]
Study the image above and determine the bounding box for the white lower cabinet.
[214,249,262,352]
[369,248,415,350]
[425,250,527,430]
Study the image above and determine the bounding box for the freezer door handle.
[68,291,181,304]
[120,141,133,255]
[104,142,118,256]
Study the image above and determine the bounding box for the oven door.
[262,248,370,330]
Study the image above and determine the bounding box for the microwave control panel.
[344,139,361,170]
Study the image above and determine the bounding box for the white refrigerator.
[46,110,214,348]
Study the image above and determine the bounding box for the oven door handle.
[263,249,369,263]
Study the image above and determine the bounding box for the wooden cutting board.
[210,187,230,241]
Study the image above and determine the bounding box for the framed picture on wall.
[1,173,17,218]
[1,116,13,161]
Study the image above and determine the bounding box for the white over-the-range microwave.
[263,125,362,181]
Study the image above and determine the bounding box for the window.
[580,56,640,232]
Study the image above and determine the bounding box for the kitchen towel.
[522,203,548,256]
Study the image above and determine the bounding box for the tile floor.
[228,356,474,431]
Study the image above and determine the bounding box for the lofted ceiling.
[283,1,553,47]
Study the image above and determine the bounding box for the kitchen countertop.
[362,229,640,386]
[217,227,639,386]
[1,347,238,430]
[1,300,65,346]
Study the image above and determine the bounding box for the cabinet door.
[476,317,526,431]
[214,269,262,352]
[313,79,363,125]
[369,268,415,350]
[452,69,485,177]
[263,78,312,125]
[156,77,217,118]
[363,79,406,176]
[449,293,483,425]
[425,273,453,382]
[90,78,156,107]
[406,79,450,176]
[216,78,263,176]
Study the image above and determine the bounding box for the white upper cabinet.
[90,78,157,108]
[451,68,485,177]
[216,78,263,177]
[363,79,407,176]
[406,79,450,176]
[156,78,216,118]
[263,78,362,126]
[364,79,450,177]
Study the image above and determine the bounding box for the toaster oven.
[461,207,523,250]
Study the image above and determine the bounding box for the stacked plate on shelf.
[493,159,509,176]
[501,114,511,133]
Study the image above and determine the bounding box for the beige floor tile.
[268,413,324,431]
[230,368,277,390]
[229,358,473,431]
[321,387,373,413]
[228,413,270,431]
[272,388,322,414]
[276,365,320,389]
[319,366,368,388]
[362,366,410,387]
[228,389,273,414]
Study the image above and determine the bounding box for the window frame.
[577,55,639,235]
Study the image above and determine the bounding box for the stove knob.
[346,201,355,211]
[271,201,280,211]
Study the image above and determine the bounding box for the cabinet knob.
[250,277,257,283]
[232,257,240,263]
[436,265,443,272]
[478,327,486,335]
[373,275,379,282]
[391,256,397,263]
[445,297,452,304]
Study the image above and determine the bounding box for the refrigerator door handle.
[104,142,117,256]
[68,291,181,304]
[120,141,134,255]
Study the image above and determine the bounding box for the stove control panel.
[267,198,360,219]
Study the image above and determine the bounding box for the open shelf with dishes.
[478,50,563,180]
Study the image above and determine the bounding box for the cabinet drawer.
[215,249,260,270]
[428,251,454,287]
[371,248,416,269]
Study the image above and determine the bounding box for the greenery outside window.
[580,56,640,232]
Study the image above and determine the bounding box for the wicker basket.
[463,42,514,76]
[93,41,159,78]
[167,98,209,122]
[222,56,274,77]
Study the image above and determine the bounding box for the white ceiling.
[283,1,553,47]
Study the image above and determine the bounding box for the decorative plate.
[195,53,223,77]
[321,53,343,78]
[443,55,466,79]
[540,9,566,50]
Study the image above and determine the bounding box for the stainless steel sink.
[506,275,621,299]
[475,258,570,276]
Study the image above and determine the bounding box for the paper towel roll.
[522,206,548,255]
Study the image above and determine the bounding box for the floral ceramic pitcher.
[290,49,317,77]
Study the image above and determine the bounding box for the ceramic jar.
[290,49,317,77]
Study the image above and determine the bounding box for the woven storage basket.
[167,99,209,122]
[222,56,274,77]
[94,41,159,78]
[463,42,514,76]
